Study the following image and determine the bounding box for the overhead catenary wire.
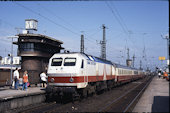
[37,2,105,49]
[0,19,18,35]
[105,2,146,62]
[0,38,11,43]
[110,2,129,33]
[105,1,128,35]
[105,2,153,69]
[0,19,18,56]
[36,3,80,32]
[105,1,130,58]
[0,18,16,29]
[13,2,80,37]
[13,2,102,54]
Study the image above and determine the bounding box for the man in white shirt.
[13,68,19,90]
[40,72,47,88]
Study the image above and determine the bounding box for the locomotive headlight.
[70,78,74,82]
[50,78,54,83]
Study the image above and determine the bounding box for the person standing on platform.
[13,68,19,90]
[40,72,47,88]
[158,71,161,78]
[163,71,168,79]
[22,71,29,91]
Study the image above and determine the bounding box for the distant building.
[0,56,21,86]
[0,56,21,65]
[13,33,64,84]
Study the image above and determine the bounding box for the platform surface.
[0,86,45,100]
[133,76,169,112]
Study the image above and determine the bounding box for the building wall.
[0,70,11,86]
[21,57,49,84]
[22,57,42,71]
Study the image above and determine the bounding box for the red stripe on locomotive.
[48,75,116,83]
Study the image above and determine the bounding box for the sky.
[0,1,169,71]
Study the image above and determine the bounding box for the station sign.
[159,56,166,60]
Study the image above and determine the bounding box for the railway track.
[6,75,153,113]
[98,75,153,112]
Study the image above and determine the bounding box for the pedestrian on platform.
[13,68,19,90]
[158,71,161,78]
[40,71,47,88]
[163,71,168,79]
[22,70,29,91]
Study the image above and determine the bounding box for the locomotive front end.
[46,53,87,96]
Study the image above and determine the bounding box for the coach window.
[64,58,76,66]
[134,71,138,75]
[81,60,84,68]
[51,58,63,66]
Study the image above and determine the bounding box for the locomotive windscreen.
[51,58,63,66]
[64,58,76,66]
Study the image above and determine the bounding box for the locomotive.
[46,52,145,98]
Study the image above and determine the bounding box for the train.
[46,52,146,99]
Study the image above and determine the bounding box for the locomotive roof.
[85,54,112,65]
[52,52,142,70]
[54,52,113,65]
[114,63,140,71]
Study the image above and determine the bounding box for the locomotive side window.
[51,58,63,66]
[81,60,84,68]
[64,58,76,66]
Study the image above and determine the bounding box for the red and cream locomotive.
[46,52,145,98]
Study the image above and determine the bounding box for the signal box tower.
[14,19,64,84]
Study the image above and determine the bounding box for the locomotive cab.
[47,53,88,95]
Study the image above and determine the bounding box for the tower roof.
[17,33,63,44]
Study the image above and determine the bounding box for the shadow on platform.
[152,96,169,112]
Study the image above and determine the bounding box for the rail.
[98,75,153,112]
[123,75,153,112]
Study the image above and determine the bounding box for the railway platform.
[133,75,169,112]
[0,86,46,112]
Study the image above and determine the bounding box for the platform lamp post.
[161,34,169,73]
[7,36,19,88]
[165,35,169,72]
